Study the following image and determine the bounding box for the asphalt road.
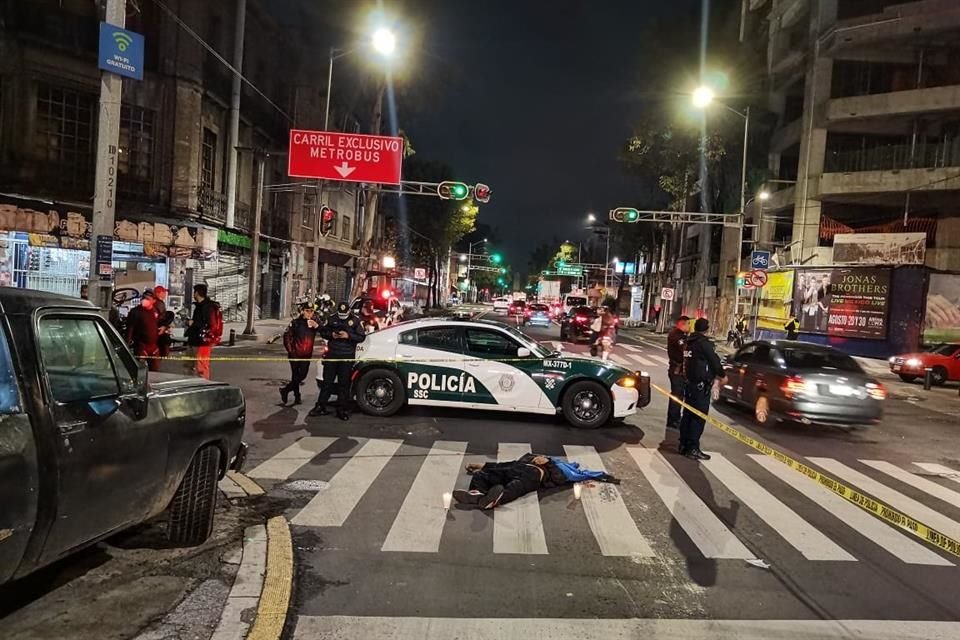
[228,311,960,639]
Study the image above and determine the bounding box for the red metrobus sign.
[288,129,403,185]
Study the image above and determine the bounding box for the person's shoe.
[666,422,679,431]
[293,396,302,406]
[685,449,712,461]
[677,444,689,455]
[308,405,329,417]
[280,389,289,405]
[453,489,483,505]
[478,485,504,510]
[337,410,350,421]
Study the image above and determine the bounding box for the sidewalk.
[169,318,289,345]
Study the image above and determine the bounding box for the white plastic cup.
[573,483,582,500]
[442,492,452,509]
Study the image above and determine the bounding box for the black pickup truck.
[0,289,246,585]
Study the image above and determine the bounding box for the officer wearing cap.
[279,302,321,406]
[310,301,365,420]
[127,288,160,371]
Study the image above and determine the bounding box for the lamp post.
[586,213,611,291]
[692,85,750,329]
[465,238,486,303]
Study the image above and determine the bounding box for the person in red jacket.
[127,289,160,371]
[280,303,321,405]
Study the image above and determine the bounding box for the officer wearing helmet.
[310,301,365,420]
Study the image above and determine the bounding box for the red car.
[889,343,960,385]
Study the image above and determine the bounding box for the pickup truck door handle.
[57,420,86,435]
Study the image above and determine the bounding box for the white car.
[346,319,650,428]
[492,297,510,312]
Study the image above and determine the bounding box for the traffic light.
[609,207,640,223]
[736,272,748,288]
[499,267,506,274]
[438,181,469,200]
[497,277,506,286]
[474,183,492,203]
[556,259,566,268]
[320,206,336,237]
[490,253,502,264]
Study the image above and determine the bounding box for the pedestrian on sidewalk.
[309,302,365,420]
[678,318,727,461]
[185,284,221,380]
[153,285,174,358]
[666,315,690,430]
[127,289,160,371]
[280,303,321,406]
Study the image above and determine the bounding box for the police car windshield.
[500,324,552,358]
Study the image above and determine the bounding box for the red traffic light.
[320,206,337,237]
[474,183,491,203]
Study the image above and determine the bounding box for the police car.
[347,318,651,428]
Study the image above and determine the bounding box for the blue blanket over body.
[550,458,613,483]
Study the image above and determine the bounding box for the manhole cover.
[284,479,329,492]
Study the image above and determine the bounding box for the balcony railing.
[825,141,960,173]
[197,186,227,225]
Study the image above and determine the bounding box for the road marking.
[646,353,669,365]
[247,437,338,481]
[494,443,548,555]
[292,439,403,527]
[861,460,960,507]
[247,517,293,640]
[621,343,643,353]
[293,616,960,640]
[703,454,855,561]
[913,462,960,485]
[211,524,266,640]
[626,353,657,367]
[751,455,952,566]
[627,448,754,559]
[381,441,467,553]
[610,353,634,369]
[563,445,655,557]
[226,470,265,496]
[810,457,960,542]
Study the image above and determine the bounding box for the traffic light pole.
[244,154,265,335]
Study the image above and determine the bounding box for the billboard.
[833,232,926,265]
[923,273,960,343]
[757,270,795,330]
[793,268,891,339]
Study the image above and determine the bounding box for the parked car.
[560,305,598,343]
[351,295,402,328]
[719,340,886,428]
[492,297,510,312]
[889,343,960,385]
[523,303,552,327]
[0,289,247,585]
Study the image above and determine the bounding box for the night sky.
[399,0,707,268]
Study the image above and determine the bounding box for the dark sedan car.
[523,303,552,327]
[719,340,886,428]
[560,305,598,343]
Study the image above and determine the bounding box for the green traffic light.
[490,253,502,264]
[625,209,639,222]
[452,184,468,199]
[499,268,506,274]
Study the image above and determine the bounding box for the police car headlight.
[618,375,637,388]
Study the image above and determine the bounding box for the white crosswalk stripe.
[913,462,960,484]
[625,353,658,367]
[382,441,467,553]
[860,459,960,508]
[628,448,754,559]
[563,445,655,557]
[750,455,952,566]
[703,453,856,561]
[292,438,403,527]
[620,343,643,353]
[494,443,548,554]
[247,436,338,481]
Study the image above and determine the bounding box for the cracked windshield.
[2,1,960,639]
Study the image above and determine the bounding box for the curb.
[246,516,293,640]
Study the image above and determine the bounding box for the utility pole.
[244,154,265,335]
[88,0,126,309]
[224,0,246,229]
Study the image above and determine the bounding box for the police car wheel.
[355,368,405,417]
[562,380,612,429]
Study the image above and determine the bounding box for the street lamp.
[465,239,487,303]
[371,27,397,56]
[587,213,597,224]
[758,190,770,201]
[586,213,611,291]
[692,84,750,330]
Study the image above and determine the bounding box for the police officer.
[678,318,727,460]
[280,303,321,406]
[309,302,365,420]
[666,315,690,430]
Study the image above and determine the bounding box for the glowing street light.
[371,27,397,56]
[758,190,771,201]
[586,213,597,223]
[460,254,468,262]
[692,85,715,109]
[382,255,396,269]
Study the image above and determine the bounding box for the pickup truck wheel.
[355,368,405,417]
[561,380,612,429]
[168,445,221,547]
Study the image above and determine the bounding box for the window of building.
[201,128,217,190]
[302,193,315,229]
[118,105,155,197]
[34,83,96,191]
[341,215,352,241]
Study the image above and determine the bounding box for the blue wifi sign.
[98,23,145,81]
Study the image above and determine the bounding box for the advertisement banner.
[833,232,926,265]
[923,273,960,343]
[757,270,795,330]
[793,267,891,339]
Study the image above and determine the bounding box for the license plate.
[829,384,854,396]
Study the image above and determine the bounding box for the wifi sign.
[98,22,145,81]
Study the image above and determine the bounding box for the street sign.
[288,130,404,185]
[556,265,583,277]
[414,267,427,280]
[749,269,768,288]
[98,23,144,81]
[751,250,771,270]
[660,287,675,301]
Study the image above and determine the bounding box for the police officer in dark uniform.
[309,302,365,420]
[666,315,690,430]
[679,318,727,460]
[280,303,321,406]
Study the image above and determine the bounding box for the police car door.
[396,325,466,405]
[462,327,544,410]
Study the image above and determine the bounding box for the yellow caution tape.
[652,382,960,559]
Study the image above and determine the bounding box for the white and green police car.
[349,318,650,428]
